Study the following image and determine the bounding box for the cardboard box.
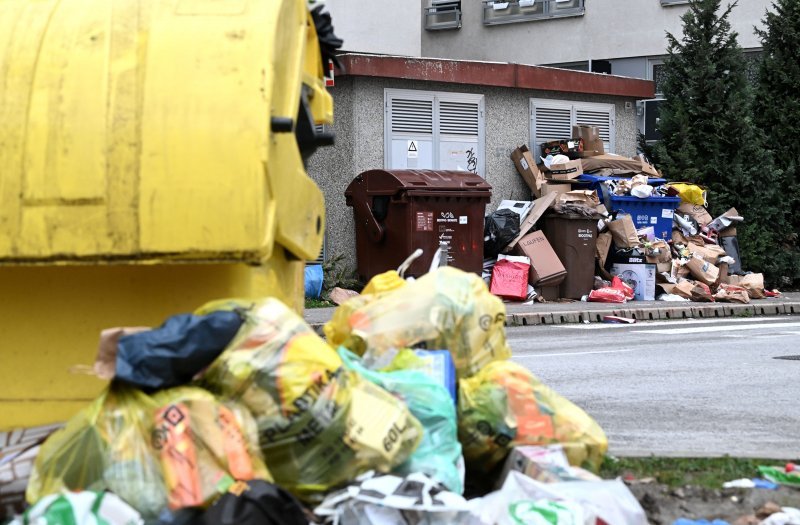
[511,145,543,195]
[540,138,584,159]
[611,257,656,301]
[513,231,567,286]
[542,158,583,180]
[572,125,604,157]
[541,180,572,203]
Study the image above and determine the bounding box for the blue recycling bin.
[611,195,681,240]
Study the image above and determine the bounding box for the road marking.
[550,317,791,330]
[633,321,800,335]
[531,349,635,358]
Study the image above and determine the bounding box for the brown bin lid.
[345,169,492,197]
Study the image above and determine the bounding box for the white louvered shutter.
[576,105,615,154]
[386,93,435,169]
[385,90,485,176]
[437,97,484,175]
[531,101,573,157]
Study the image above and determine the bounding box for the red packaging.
[611,276,635,300]
[490,259,530,301]
[588,288,627,303]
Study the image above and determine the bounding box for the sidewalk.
[304,292,800,331]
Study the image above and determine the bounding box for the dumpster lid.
[346,169,491,196]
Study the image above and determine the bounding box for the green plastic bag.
[12,491,144,525]
[338,348,464,494]
[26,385,167,518]
[758,466,800,488]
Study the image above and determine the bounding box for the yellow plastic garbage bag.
[26,385,167,518]
[200,298,423,502]
[668,183,707,206]
[458,361,607,473]
[324,267,510,378]
[324,270,405,348]
[150,387,270,510]
[361,270,406,296]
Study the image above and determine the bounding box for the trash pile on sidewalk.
[485,125,782,304]
[1,265,663,524]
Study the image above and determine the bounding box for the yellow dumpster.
[0,0,332,428]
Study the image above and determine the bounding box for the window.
[483,0,584,26]
[385,89,485,176]
[425,1,462,30]
[530,99,615,157]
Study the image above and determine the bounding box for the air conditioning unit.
[642,99,665,142]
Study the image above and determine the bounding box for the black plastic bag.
[202,480,307,525]
[483,209,520,259]
[116,311,243,390]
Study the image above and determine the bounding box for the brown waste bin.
[345,169,492,280]
[541,214,598,299]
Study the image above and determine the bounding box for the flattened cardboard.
[558,189,600,208]
[511,145,544,195]
[580,154,659,177]
[503,193,558,252]
[513,231,567,286]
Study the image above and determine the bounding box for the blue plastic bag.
[116,311,243,390]
[338,348,464,494]
[304,265,324,299]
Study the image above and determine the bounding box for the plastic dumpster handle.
[352,197,385,243]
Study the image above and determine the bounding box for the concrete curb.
[308,301,800,334]
[506,301,800,327]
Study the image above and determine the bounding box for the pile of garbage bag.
[8,266,656,525]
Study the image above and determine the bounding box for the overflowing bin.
[346,170,491,280]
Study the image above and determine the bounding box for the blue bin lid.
[611,195,680,203]
[577,174,667,186]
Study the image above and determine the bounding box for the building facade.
[307,54,653,271]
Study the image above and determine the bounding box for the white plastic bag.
[471,471,647,525]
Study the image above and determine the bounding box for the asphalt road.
[508,315,800,459]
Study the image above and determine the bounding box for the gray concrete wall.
[306,77,638,274]
[326,0,421,56]
[421,0,767,69]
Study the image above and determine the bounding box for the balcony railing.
[425,1,462,31]
[482,0,584,26]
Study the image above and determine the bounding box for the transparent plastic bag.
[458,361,607,473]
[338,348,464,494]
[26,385,167,518]
[150,386,270,509]
[200,298,423,502]
[324,267,511,378]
